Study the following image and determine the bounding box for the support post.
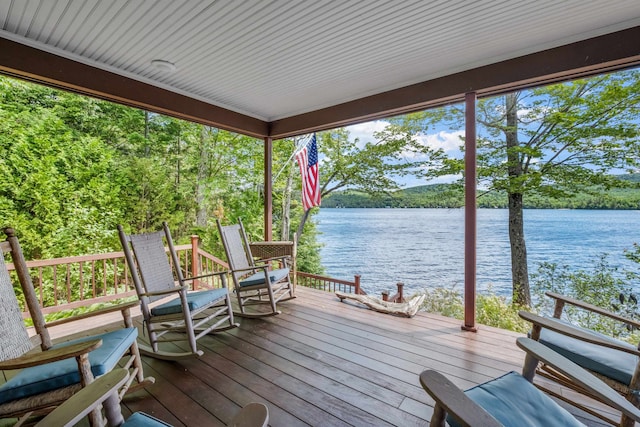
[264,136,273,241]
[463,92,478,332]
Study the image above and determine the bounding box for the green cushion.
[448,371,584,427]
[0,328,137,404]
[123,412,173,426]
[239,268,289,287]
[151,288,228,316]
[538,319,637,385]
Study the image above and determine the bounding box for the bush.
[417,286,528,332]
[531,255,638,341]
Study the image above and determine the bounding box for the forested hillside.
[323,176,640,209]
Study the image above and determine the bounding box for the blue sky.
[345,120,465,188]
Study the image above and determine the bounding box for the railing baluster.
[91,260,96,298]
[79,261,84,300]
[53,265,58,306]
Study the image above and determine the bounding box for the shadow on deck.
[34,287,619,426]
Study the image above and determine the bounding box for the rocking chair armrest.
[141,286,189,299]
[0,339,102,369]
[254,255,291,265]
[46,301,140,328]
[231,265,267,274]
[517,337,640,423]
[545,292,640,329]
[419,370,503,427]
[35,368,129,427]
[519,311,640,356]
[183,270,228,282]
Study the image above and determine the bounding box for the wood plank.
[2,286,616,426]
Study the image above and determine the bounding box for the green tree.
[291,128,445,242]
[389,69,640,306]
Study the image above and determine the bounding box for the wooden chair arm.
[231,265,267,274]
[419,370,502,427]
[254,255,291,265]
[46,301,139,328]
[183,270,227,281]
[519,311,640,356]
[35,368,129,427]
[0,339,102,370]
[517,337,640,423]
[546,292,640,328]
[142,285,189,298]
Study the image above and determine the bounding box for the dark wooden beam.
[264,137,273,241]
[269,25,640,139]
[0,37,268,139]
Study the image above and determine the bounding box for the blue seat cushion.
[0,327,137,404]
[538,319,637,385]
[447,371,584,427]
[123,411,173,426]
[239,268,289,287]
[151,288,228,316]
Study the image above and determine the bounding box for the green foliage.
[416,286,529,332]
[418,287,464,318]
[532,255,638,340]
[475,291,530,333]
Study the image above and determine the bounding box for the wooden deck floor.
[13,287,621,426]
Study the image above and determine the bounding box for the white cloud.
[415,130,464,153]
[346,120,389,147]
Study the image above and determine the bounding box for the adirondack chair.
[118,223,238,360]
[520,291,640,427]
[0,227,153,426]
[217,219,295,318]
[420,337,640,427]
[37,368,269,427]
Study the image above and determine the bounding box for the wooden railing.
[6,236,228,316]
[297,272,365,295]
[6,235,365,316]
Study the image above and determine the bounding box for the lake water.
[315,208,640,297]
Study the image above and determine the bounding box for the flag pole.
[273,134,313,182]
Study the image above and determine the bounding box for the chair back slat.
[127,231,177,302]
[218,223,254,281]
[0,246,35,361]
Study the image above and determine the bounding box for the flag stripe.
[295,134,321,211]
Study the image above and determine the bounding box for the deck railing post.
[190,235,199,289]
[354,274,362,294]
[381,291,389,302]
[397,282,404,302]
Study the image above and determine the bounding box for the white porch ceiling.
[1,0,640,122]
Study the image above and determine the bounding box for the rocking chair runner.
[118,222,238,360]
[0,227,153,426]
[217,219,295,318]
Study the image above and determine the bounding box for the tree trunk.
[295,209,311,244]
[195,126,208,227]
[508,192,530,305]
[280,162,294,240]
[505,92,531,306]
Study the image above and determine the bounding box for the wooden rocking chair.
[421,337,640,427]
[118,222,238,360]
[520,292,640,427]
[217,219,295,318]
[0,227,153,426]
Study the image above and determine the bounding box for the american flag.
[295,134,321,211]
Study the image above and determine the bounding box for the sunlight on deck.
[15,287,617,426]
